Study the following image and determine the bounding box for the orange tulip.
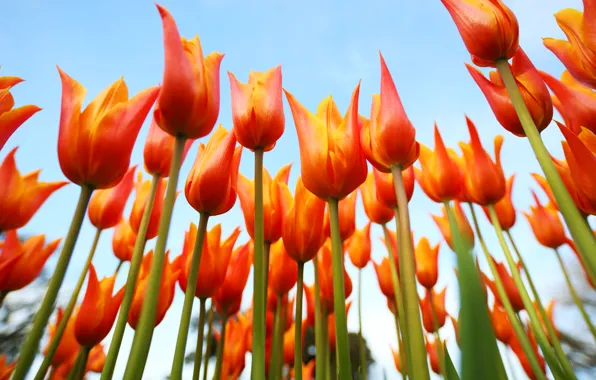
[328,302,352,350]
[420,288,447,333]
[544,3,596,88]
[128,250,179,329]
[0,354,15,380]
[482,175,516,230]
[458,117,506,205]
[282,322,299,366]
[112,219,136,262]
[220,314,251,378]
[485,257,525,312]
[268,240,298,295]
[531,173,558,210]
[45,307,79,366]
[57,68,158,188]
[237,164,290,242]
[450,315,461,346]
[213,241,252,316]
[360,172,394,224]
[303,283,316,327]
[87,166,136,230]
[373,165,415,209]
[185,125,242,215]
[0,77,41,151]
[524,191,567,249]
[279,177,326,263]
[415,125,463,202]
[568,239,596,289]
[228,66,285,151]
[0,230,60,292]
[392,347,406,375]
[432,201,474,250]
[285,84,368,200]
[317,240,352,312]
[360,53,419,172]
[381,227,400,269]
[536,300,560,341]
[415,237,440,289]
[346,222,372,269]
[155,4,222,139]
[373,256,395,299]
[0,148,67,231]
[323,191,357,241]
[426,336,442,375]
[129,174,168,240]
[50,344,106,380]
[510,327,546,380]
[466,48,553,137]
[143,116,193,177]
[75,265,124,346]
[490,304,513,343]
[440,0,518,67]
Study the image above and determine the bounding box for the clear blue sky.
[2,0,591,379]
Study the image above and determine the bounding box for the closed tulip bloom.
[0,230,60,292]
[213,241,252,316]
[373,256,395,299]
[185,125,242,215]
[374,165,415,209]
[466,49,553,137]
[317,240,352,312]
[360,53,419,172]
[0,355,15,380]
[268,240,298,295]
[112,219,136,262]
[87,166,136,230]
[129,174,168,240]
[381,227,400,269]
[490,304,513,343]
[228,66,285,151]
[0,148,67,231]
[237,164,290,242]
[57,68,158,188]
[266,287,288,312]
[303,283,316,327]
[441,0,518,67]
[415,125,464,202]
[328,302,352,350]
[0,78,41,151]
[426,336,442,375]
[279,177,326,263]
[510,328,546,379]
[524,191,567,248]
[128,250,179,329]
[85,344,107,374]
[283,323,298,366]
[155,4,223,139]
[432,201,475,250]
[346,221,372,269]
[220,314,251,378]
[75,265,125,346]
[45,308,79,366]
[420,288,447,333]
[179,223,241,299]
[482,175,517,230]
[323,191,357,241]
[486,257,525,311]
[143,115,193,177]
[415,237,440,289]
[360,172,394,224]
[285,84,368,200]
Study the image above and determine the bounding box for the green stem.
[507,230,576,377]
[487,205,569,380]
[495,59,596,282]
[314,256,327,380]
[67,345,91,380]
[170,212,210,380]
[34,227,103,380]
[270,294,283,379]
[12,185,93,379]
[191,298,207,380]
[393,311,407,380]
[213,315,228,380]
[101,174,160,380]
[468,203,547,380]
[251,148,266,380]
[429,293,448,378]
[114,260,124,277]
[554,249,596,342]
[295,263,304,380]
[200,304,214,380]
[390,166,429,380]
[327,198,352,379]
[123,136,187,379]
[357,269,367,380]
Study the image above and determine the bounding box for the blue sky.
[2,0,593,378]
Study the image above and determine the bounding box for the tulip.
[482,175,516,230]
[524,191,567,249]
[373,257,395,299]
[432,201,475,250]
[531,173,557,210]
[440,0,519,67]
[317,240,352,312]
[323,191,357,241]
[143,116,193,177]
[0,354,15,379]
[87,166,136,230]
[420,288,447,333]
[213,241,252,316]
[489,304,513,343]
[217,314,251,379]
[75,265,125,347]
[44,308,79,367]
[485,257,525,312]
[228,66,285,151]
[392,347,406,375]
[112,219,137,262]
[328,302,352,350]
[535,300,560,341]
[509,328,546,380]
[346,222,372,269]
[154,4,222,139]
[415,237,440,289]
[374,166,415,209]
[129,174,168,240]
[450,315,460,346]
[0,148,67,231]
[50,344,106,380]
[360,172,393,224]
[282,323,298,366]
[466,49,553,137]
[425,336,442,375]
[268,240,298,295]
[360,53,419,172]
[303,283,316,328]
[0,77,41,151]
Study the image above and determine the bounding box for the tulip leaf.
[443,343,460,380]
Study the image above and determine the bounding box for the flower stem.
[123,135,187,379]
[269,294,284,379]
[12,185,93,379]
[327,197,352,379]
[170,212,210,380]
[495,59,596,279]
[295,262,305,380]
[251,148,266,380]
[357,268,367,380]
[313,256,327,380]
[34,227,103,380]
[67,345,91,380]
[114,260,124,277]
[191,298,207,380]
[429,293,447,378]
[393,312,407,380]
[213,315,228,380]
[101,174,160,380]
[200,304,214,380]
[390,166,429,380]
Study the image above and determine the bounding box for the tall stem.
[191,298,207,380]
[101,174,160,380]
[67,345,91,380]
[213,315,228,380]
[34,228,103,380]
[313,256,327,380]
[295,262,304,380]
[429,293,447,378]
[390,166,429,380]
[251,148,266,380]
[357,269,367,380]
[327,197,352,379]
[200,305,215,380]
[495,59,596,281]
[114,260,124,277]
[13,185,93,379]
[393,312,407,380]
[270,294,284,379]
[124,135,187,379]
[170,212,210,380]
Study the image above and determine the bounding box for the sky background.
[1,0,594,379]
